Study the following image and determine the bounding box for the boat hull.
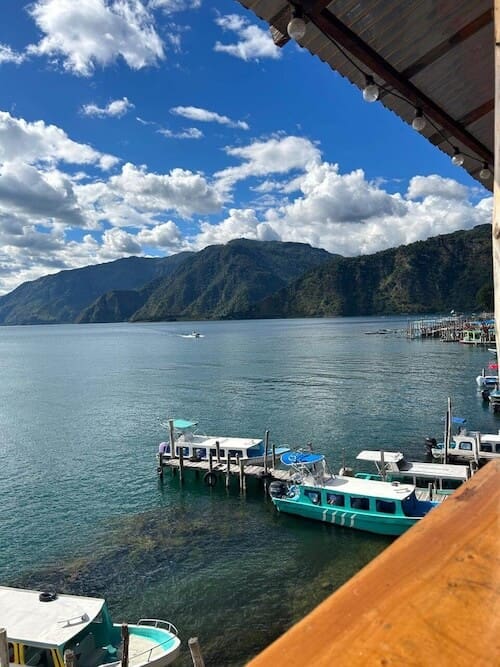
[272,497,418,536]
[115,623,181,667]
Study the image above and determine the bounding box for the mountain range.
[0,224,492,325]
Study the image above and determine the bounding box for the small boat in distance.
[269,451,437,536]
[1,586,181,667]
[180,331,203,338]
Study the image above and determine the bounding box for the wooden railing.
[247,461,500,666]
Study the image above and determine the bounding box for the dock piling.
[272,442,276,470]
[63,650,75,667]
[0,628,9,667]
[264,430,269,476]
[239,456,246,492]
[188,637,205,667]
[216,440,221,463]
[208,450,213,473]
[120,624,129,667]
[226,455,231,488]
[179,446,184,483]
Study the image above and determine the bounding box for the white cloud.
[137,220,183,248]
[149,0,201,13]
[0,44,26,65]
[406,174,469,201]
[158,127,203,139]
[27,0,164,76]
[214,14,281,61]
[0,111,119,170]
[101,227,142,255]
[82,97,135,118]
[171,105,249,130]
[0,162,86,227]
[190,208,278,249]
[214,135,321,193]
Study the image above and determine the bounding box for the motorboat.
[0,586,180,667]
[157,419,288,464]
[354,450,470,501]
[268,451,437,536]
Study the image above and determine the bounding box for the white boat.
[180,331,203,339]
[157,419,287,464]
[475,373,498,390]
[355,450,470,501]
[1,586,180,667]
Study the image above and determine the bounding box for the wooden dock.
[157,448,292,490]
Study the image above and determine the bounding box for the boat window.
[23,647,56,667]
[326,493,345,507]
[229,449,241,458]
[459,441,473,451]
[480,443,493,453]
[376,499,396,514]
[8,643,14,663]
[350,497,370,511]
[496,444,500,454]
[449,442,456,449]
[305,490,321,505]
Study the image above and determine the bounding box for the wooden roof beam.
[307,7,493,165]
[401,8,493,80]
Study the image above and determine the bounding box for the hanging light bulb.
[479,162,491,180]
[451,147,465,167]
[362,76,379,103]
[287,6,306,40]
[412,108,426,132]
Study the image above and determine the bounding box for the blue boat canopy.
[281,451,324,466]
[173,419,197,430]
[451,417,466,425]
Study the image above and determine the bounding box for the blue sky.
[0,0,492,295]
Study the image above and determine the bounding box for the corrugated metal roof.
[237,0,494,190]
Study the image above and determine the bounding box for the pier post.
[226,455,231,488]
[188,637,205,667]
[208,450,213,473]
[239,456,246,492]
[63,650,75,667]
[494,2,500,363]
[0,629,9,667]
[121,624,129,667]
[264,430,269,476]
[179,446,184,483]
[272,442,276,470]
[216,440,221,463]
[168,419,175,457]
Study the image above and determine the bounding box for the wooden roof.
[237,1,494,191]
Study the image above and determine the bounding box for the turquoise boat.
[269,452,437,536]
[1,586,181,667]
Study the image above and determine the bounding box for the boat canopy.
[0,587,105,648]
[451,417,467,425]
[356,451,404,464]
[281,451,324,465]
[173,419,197,430]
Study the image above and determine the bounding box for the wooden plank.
[247,461,500,666]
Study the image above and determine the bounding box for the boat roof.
[173,419,197,430]
[0,587,105,648]
[189,435,263,450]
[306,474,416,500]
[281,451,324,466]
[357,450,469,481]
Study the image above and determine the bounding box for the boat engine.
[424,437,437,454]
[268,481,289,498]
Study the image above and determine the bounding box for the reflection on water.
[0,318,497,665]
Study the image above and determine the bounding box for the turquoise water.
[0,318,496,665]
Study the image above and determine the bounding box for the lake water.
[0,317,496,666]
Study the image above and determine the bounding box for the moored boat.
[1,586,180,667]
[157,419,287,464]
[269,452,437,536]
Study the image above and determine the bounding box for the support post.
[188,637,205,667]
[179,445,184,483]
[239,456,246,492]
[380,450,386,482]
[272,442,276,470]
[208,450,213,473]
[495,1,500,365]
[226,455,231,488]
[121,624,129,667]
[0,629,9,667]
[168,419,176,457]
[264,430,269,476]
[63,650,75,667]
[216,440,221,464]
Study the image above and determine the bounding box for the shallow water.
[0,318,496,665]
